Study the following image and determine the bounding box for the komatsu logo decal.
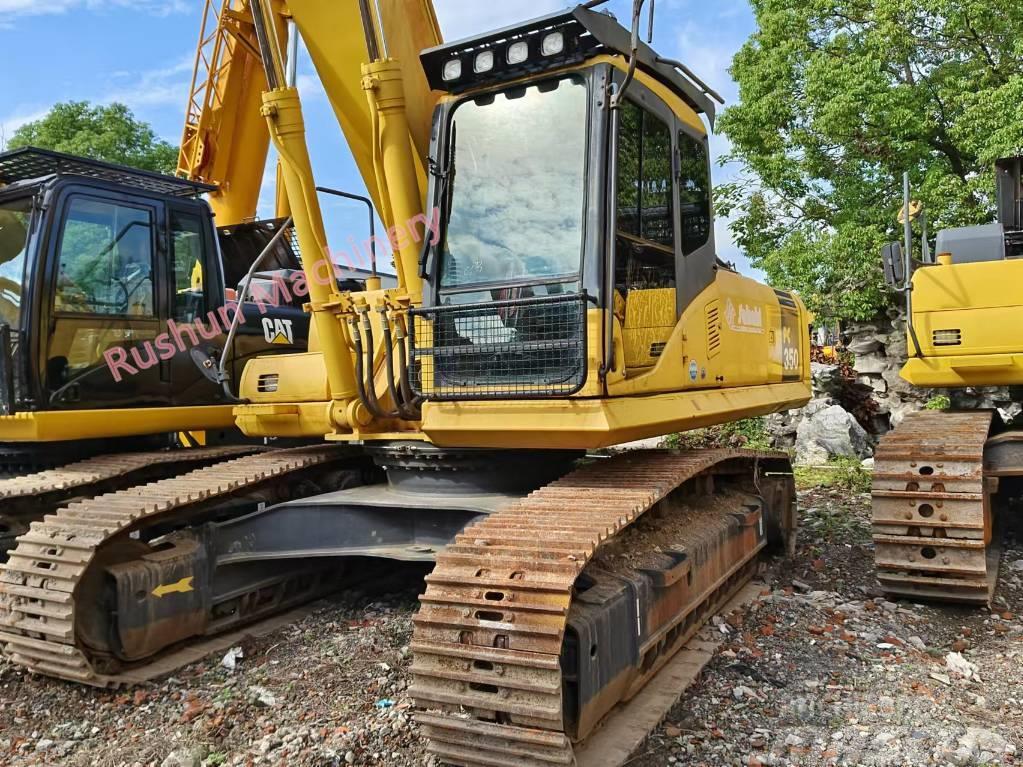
[725,299,764,335]
[262,317,295,345]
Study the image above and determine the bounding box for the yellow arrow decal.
[151,576,195,598]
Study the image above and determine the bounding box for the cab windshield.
[0,197,31,326]
[440,76,588,292]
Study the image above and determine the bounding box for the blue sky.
[0,0,758,274]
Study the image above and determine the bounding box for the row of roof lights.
[442,31,566,82]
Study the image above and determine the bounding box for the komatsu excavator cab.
[884,155,1023,389]
[0,147,310,461]
[414,9,721,393]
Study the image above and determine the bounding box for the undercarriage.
[872,410,1023,604]
[0,443,795,762]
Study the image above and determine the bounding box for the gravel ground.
[634,484,1023,767]
[2,484,1022,767]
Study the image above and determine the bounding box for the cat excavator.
[872,160,1023,605]
[1,1,812,763]
[0,0,410,553]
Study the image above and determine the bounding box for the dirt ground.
[1,483,1021,767]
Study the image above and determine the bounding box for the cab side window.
[55,196,155,316]
[678,131,711,255]
[615,100,676,294]
[171,210,207,322]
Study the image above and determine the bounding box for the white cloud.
[0,54,194,147]
[672,22,740,106]
[101,54,194,110]
[0,0,189,18]
[0,107,49,149]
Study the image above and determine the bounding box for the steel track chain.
[410,448,777,766]
[0,446,261,560]
[872,410,995,604]
[0,445,341,686]
[0,445,257,500]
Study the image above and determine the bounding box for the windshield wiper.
[419,121,456,279]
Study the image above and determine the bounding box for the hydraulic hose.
[393,314,422,417]
[348,317,380,420]
[379,307,416,421]
[358,307,398,419]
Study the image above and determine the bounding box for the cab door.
[165,204,228,406]
[612,89,679,372]
[45,188,168,409]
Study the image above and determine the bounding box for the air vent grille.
[257,374,280,393]
[706,301,721,358]
[932,329,962,347]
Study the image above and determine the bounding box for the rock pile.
[845,311,933,430]
[768,309,1022,463]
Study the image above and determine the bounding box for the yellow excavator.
[1,1,812,762]
[872,161,1023,605]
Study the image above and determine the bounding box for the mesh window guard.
[410,292,589,400]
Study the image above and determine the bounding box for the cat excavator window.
[171,209,207,322]
[55,196,156,317]
[0,197,30,327]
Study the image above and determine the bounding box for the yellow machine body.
[0,406,236,442]
[901,258,1023,387]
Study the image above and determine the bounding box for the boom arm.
[289,0,441,215]
[178,0,288,225]
[178,0,442,227]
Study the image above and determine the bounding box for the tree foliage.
[7,102,178,174]
[718,0,1023,322]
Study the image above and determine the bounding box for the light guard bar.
[421,5,720,125]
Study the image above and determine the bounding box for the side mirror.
[881,242,905,288]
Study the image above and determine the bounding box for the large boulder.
[847,336,881,355]
[795,402,871,465]
[764,408,803,450]
[811,363,845,398]
[852,352,888,375]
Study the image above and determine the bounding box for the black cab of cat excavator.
[0,147,310,424]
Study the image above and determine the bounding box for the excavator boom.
[179,0,442,226]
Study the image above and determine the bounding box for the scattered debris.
[220,646,244,672]
[633,481,1023,767]
[945,652,981,681]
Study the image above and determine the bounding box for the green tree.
[8,101,178,174]
[717,0,1023,323]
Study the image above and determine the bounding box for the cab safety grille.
[409,292,589,400]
